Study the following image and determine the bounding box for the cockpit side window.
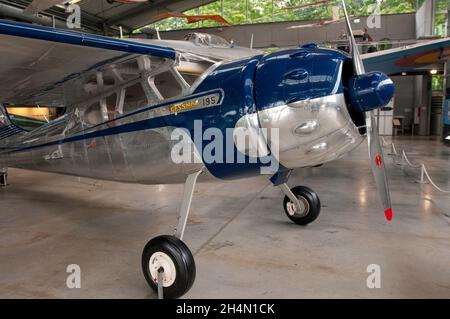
[179,72,199,86]
[122,82,149,114]
[154,71,184,99]
[105,93,118,120]
[83,102,103,126]
[176,56,216,89]
[82,91,118,126]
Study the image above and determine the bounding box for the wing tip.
[384,207,393,221]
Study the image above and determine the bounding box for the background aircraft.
[0,0,449,298]
[157,12,233,27]
[106,0,148,4]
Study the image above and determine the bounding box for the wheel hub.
[149,251,176,287]
[286,196,310,217]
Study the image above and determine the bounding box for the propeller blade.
[340,0,365,75]
[367,113,393,221]
[341,0,393,221]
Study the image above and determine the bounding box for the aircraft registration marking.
[169,93,221,115]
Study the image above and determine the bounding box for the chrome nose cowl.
[348,71,395,113]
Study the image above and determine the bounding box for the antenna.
[119,26,123,39]
[156,28,161,40]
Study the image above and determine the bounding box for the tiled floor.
[0,137,449,298]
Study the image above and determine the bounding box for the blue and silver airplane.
[0,1,449,298]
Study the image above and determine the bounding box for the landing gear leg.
[0,168,7,187]
[142,169,203,299]
[270,170,321,225]
[279,184,321,225]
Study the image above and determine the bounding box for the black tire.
[283,186,321,225]
[142,235,196,299]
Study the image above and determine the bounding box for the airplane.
[157,12,233,27]
[1,0,450,299]
[106,0,148,4]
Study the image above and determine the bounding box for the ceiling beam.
[0,0,121,35]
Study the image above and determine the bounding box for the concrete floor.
[0,137,449,298]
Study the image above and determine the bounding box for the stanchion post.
[388,143,398,156]
[415,164,428,184]
[396,150,407,166]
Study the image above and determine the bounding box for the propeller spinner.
[341,0,394,221]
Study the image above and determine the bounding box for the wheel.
[142,235,196,299]
[283,186,321,225]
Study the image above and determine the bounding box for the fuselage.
[0,43,365,184]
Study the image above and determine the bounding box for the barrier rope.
[419,164,450,193]
[400,150,422,168]
[382,140,450,194]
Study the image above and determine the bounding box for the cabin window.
[85,73,115,88]
[179,72,199,86]
[84,102,103,126]
[105,93,118,120]
[122,82,149,114]
[154,71,183,99]
[103,74,115,86]
[82,91,119,125]
[6,106,65,131]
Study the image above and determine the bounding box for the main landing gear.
[141,169,321,298]
[142,169,202,299]
[279,184,321,225]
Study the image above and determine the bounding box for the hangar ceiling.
[0,0,216,35]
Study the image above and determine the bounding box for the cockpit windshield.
[184,33,231,48]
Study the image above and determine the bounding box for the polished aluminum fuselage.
[0,104,204,184]
[0,95,364,184]
[0,43,365,184]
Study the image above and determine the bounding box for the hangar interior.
[0,0,449,299]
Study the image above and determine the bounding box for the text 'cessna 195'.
[1,0,449,299]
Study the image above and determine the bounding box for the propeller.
[341,0,394,221]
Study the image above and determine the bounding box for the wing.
[362,37,450,75]
[0,19,176,107]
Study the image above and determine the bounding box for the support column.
[443,4,450,145]
[415,0,435,38]
[443,61,450,145]
[416,75,431,136]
